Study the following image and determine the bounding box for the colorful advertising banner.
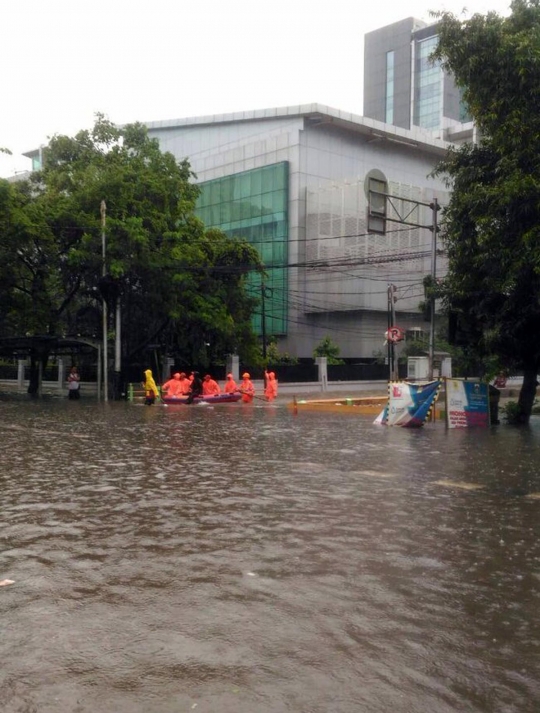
[445,379,490,429]
[381,380,442,428]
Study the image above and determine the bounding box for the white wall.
[148,117,449,359]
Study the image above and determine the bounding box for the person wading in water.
[186,371,203,404]
[142,369,159,405]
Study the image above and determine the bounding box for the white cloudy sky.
[1,0,511,176]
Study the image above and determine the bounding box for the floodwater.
[1,396,540,713]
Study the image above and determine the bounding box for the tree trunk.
[517,365,539,423]
[27,351,49,397]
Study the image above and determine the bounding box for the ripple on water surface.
[1,399,540,712]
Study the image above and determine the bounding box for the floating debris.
[0,579,15,587]
[432,480,484,491]
[524,492,540,500]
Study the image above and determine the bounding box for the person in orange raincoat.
[177,372,190,395]
[224,373,238,394]
[162,372,183,397]
[202,374,221,396]
[240,372,255,403]
[142,369,159,405]
[264,370,278,401]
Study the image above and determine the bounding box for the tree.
[0,116,263,393]
[313,336,344,365]
[433,0,540,423]
[264,337,298,366]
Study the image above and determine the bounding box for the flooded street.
[2,397,540,713]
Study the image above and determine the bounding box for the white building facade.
[147,104,450,359]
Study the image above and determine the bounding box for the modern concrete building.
[147,104,451,360]
[364,18,473,140]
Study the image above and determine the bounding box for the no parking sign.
[385,326,405,343]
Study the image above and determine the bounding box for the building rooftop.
[145,103,457,157]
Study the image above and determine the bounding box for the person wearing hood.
[202,374,221,396]
[162,372,183,398]
[240,372,255,403]
[186,371,203,404]
[142,369,159,405]
[264,370,278,401]
[67,366,81,400]
[224,373,238,394]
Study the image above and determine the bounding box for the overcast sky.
[1,0,511,177]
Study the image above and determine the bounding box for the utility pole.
[114,288,121,399]
[100,200,108,402]
[428,198,440,381]
[368,188,442,382]
[261,277,267,359]
[390,284,397,380]
[114,301,121,397]
[387,284,397,381]
[387,285,393,382]
[428,198,439,381]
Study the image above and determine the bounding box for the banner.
[445,379,489,429]
[381,380,442,427]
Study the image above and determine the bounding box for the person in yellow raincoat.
[142,369,159,405]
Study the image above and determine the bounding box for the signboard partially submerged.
[445,379,490,429]
[377,380,442,428]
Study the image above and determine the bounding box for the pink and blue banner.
[377,380,442,428]
[445,379,489,429]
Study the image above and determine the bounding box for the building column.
[58,358,65,392]
[17,360,25,390]
[315,356,328,392]
[164,358,174,384]
[226,354,240,382]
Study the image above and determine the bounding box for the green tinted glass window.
[195,162,289,335]
[261,166,274,193]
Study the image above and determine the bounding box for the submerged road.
[1,397,540,712]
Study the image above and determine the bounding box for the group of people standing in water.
[142,369,278,406]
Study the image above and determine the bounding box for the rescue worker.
[202,374,221,396]
[162,372,183,397]
[142,369,159,405]
[240,372,255,403]
[224,373,238,394]
[264,370,278,401]
[178,372,191,395]
[186,371,203,404]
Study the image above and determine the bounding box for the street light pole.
[428,198,439,381]
[100,200,108,402]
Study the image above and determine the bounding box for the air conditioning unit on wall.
[407,356,429,380]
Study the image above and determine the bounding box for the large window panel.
[195,162,289,336]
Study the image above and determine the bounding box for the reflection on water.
[1,397,540,712]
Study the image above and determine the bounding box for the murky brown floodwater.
[1,395,540,713]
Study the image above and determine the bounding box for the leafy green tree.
[313,336,345,365]
[264,337,298,366]
[433,0,540,422]
[0,181,19,338]
[0,116,262,393]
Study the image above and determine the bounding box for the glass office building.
[414,36,442,130]
[196,162,289,336]
[364,18,471,135]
